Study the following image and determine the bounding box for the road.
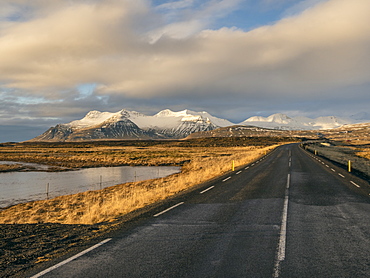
[27,144,370,278]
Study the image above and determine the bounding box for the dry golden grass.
[355,150,370,160]
[0,144,279,225]
[0,164,24,172]
[339,141,370,160]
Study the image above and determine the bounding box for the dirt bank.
[0,222,112,277]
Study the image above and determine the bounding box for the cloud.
[100,0,370,99]
[150,0,242,40]
[0,0,369,125]
[156,0,195,11]
[282,0,329,16]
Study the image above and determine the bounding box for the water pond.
[0,163,180,208]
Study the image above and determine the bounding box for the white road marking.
[251,164,255,166]
[338,173,345,178]
[154,202,184,217]
[200,186,215,194]
[236,171,242,175]
[30,238,112,278]
[350,181,360,188]
[331,168,336,172]
[273,173,290,278]
[326,165,329,168]
[222,177,231,182]
[245,167,249,170]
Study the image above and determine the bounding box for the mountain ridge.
[30,109,365,142]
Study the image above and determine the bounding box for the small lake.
[0,164,180,208]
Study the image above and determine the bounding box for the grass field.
[0,137,294,225]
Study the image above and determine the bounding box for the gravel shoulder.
[304,141,370,182]
[0,222,112,277]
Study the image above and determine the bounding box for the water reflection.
[0,166,180,208]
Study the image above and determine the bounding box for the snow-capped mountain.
[30,109,355,142]
[239,113,350,130]
[31,109,228,141]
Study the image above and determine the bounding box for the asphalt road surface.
[27,144,370,278]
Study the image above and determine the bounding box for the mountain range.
[30,109,366,141]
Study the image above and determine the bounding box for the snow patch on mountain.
[240,113,351,130]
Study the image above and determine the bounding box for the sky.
[0,0,370,142]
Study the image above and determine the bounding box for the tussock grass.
[0,144,279,225]
[357,151,370,160]
[0,164,24,172]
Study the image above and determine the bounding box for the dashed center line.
[154,202,184,217]
[338,173,345,178]
[222,177,231,182]
[273,173,290,278]
[350,181,360,188]
[200,186,215,194]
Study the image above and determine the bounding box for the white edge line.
[350,181,360,188]
[222,177,231,182]
[154,202,184,217]
[200,186,215,194]
[30,238,112,278]
[338,173,345,178]
[245,167,249,170]
[236,171,242,175]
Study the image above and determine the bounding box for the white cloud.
[0,0,369,115]
[156,0,195,11]
[150,0,242,41]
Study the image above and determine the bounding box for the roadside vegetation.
[0,138,293,225]
[303,140,370,181]
[0,164,25,172]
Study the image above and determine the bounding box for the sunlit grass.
[0,144,280,224]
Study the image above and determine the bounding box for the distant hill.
[239,113,350,130]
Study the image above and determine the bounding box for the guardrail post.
[348,160,351,172]
[46,183,49,200]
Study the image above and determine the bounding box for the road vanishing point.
[27,144,370,278]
